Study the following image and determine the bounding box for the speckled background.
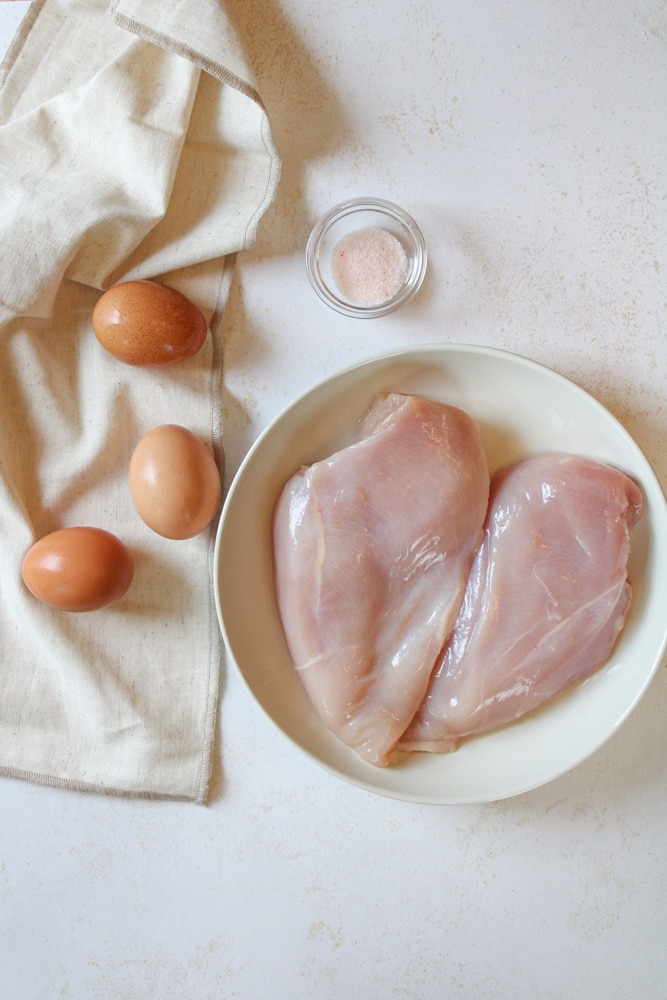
[2,1,666,998]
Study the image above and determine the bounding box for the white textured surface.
[2,1,666,998]
[0,1,28,46]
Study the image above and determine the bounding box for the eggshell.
[92,280,207,366]
[129,424,222,540]
[22,527,134,612]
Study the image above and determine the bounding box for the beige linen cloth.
[0,0,280,801]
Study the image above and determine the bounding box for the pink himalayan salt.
[331,227,408,307]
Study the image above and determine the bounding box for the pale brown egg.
[22,527,134,612]
[92,280,207,366]
[129,424,222,540]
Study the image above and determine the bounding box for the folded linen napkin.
[0,0,280,801]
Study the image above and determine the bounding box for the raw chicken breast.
[401,453,645,752]
[273,393,490,766]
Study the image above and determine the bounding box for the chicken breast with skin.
[273,392,490,767]
[401,453,645,752]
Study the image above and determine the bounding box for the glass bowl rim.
[305,197,427,319]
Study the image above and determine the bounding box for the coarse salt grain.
[331,227,408,307]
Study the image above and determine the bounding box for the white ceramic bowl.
[214,345,667,803]
[305,198,427,318]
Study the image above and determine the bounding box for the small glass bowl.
[305,197,427,318]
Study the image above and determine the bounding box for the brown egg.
[22,527,134,612]
[129,424,222,540]
[92,280,207,366]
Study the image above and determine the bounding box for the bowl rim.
[305,197,428,318]
[214,343,667,803]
